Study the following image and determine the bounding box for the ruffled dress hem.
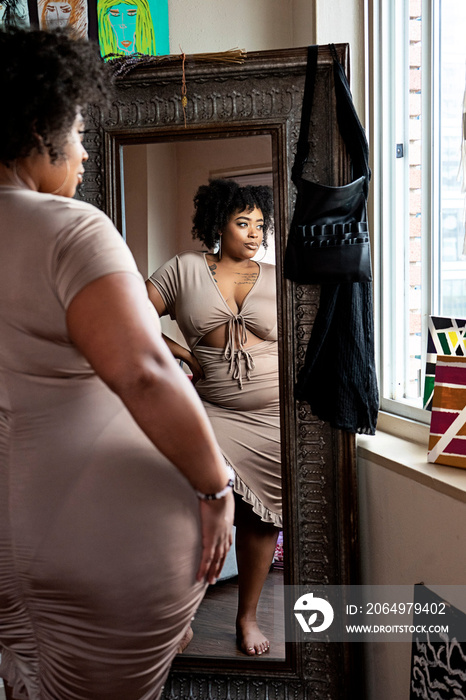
[223,456,282,528]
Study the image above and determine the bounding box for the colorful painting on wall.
[0,0,30,26]
[428,355,466,468]
[423,316,466,411]
[97,0,169,59]
[37,0,88,37]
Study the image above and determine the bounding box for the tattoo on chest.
[208,263,218,283]
[234,272,258,286]
[208,263,258,288]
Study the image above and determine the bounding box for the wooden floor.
[183,566,285,660]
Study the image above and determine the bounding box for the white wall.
[123,145,148,276]
[147,143,178,278]
[167,0,294,54]
[166,0,365,120]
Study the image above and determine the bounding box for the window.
[371,0,466,422]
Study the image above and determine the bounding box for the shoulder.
[149,250,208,285]
[25,191,119,242]
[52,198,129,264]
[258,262,277,296]
[259,261,276,279]
[177,250,208,265]
[53,196,117,233]
[20,190,111,224]
[5,189,123,250]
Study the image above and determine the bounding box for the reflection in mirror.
[122,135,285,661]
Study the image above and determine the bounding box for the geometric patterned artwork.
[97,0,169,59]
[410,585,466,699]
[428,355,466,468]
[423,316,466,411]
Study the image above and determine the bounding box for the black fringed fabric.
[295,281,379,435]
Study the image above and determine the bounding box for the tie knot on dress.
[223,315,255,389]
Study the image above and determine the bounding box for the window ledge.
[357,414,466,503]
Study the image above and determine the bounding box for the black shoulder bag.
[284,44,372,285]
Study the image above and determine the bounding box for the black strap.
[329,44,370,196]
[292,44,371,197]
[291,45,318,185]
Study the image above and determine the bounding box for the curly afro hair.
[0,27,113,164]
[191,179,274,250]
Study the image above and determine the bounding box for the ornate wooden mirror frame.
[79,43,362,699]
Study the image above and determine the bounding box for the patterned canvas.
[428,355,466,468]
[423,316,466,411]
[410,586,466,699]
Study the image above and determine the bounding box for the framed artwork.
[1,0,169,61]
[37,0,88,36]
[0,0,30,26]
[96,0,169,59]
[423,316,466,411]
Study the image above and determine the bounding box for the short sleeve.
[148,256,180,320]
[53,208,141,309]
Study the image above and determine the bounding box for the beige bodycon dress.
[149,251,282,528]
[0,187,205,700]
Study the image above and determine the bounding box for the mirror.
[122,133,285,662]
[80,44,362,698]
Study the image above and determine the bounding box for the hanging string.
[180,47,187,128]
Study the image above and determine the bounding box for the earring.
[217,235,222,260]
[255,246,267,263]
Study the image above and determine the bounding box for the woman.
[147,179,281,656]
[0,28,233,700]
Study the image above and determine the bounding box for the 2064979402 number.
[364,602,446,615]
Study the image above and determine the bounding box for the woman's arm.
[66,271,233,583]
[146,279,204,382]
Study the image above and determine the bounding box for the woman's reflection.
[146,179,282,656]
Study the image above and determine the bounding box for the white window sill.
[357,412,466,503]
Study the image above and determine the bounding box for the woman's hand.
[196,489,235,584]
[186,352,204,384]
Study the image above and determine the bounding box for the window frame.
[368,0,444,426]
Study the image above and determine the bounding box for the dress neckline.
[202,252,261,317]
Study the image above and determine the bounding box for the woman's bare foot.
[176,624,193,653]
[236,619,270,656]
